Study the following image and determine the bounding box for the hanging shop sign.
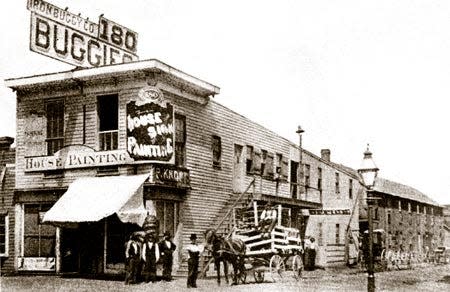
[148,164,190,189]
[24,145,133,172]
[27,0,138,67]
[127,86,175,163]
[309,209,351,215]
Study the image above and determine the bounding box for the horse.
[204,228,246,286]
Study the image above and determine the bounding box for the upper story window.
[275,153,283,175]
[262,152,274,178]
[335,172,340,195]
[317,167,322,192]
[45,99,64,155]
[175,114,186,167]
[304,164,310,187]
[212,135,222,168]
[349,179,353,199]
[98,94,118,151]
[246,146,254,174]
[261,150,267,175]
[0,214,8,257]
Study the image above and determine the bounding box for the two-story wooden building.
[4,59,364,275]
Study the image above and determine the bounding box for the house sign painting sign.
[127,86,175,163]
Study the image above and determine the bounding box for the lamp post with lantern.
[357,145,379,292]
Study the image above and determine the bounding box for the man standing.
[159,231,177,281]
[309,237,317,270]
[124,232,144,284]
[142,233,160,283]
[186,234,204,288]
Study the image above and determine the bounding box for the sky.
[1,0,449,204]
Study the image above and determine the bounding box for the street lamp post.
[296,126,304,200]
[357,145,379,292]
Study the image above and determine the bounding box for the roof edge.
[4,59,220,96]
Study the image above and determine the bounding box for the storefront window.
[23,204,56,257]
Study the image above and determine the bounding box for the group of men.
[125,231,204,289]
[124,230,177,285]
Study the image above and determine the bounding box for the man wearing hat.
[142,233,160,283]
[159,231,177,281]
[258,202,278,237]
[185,233,204,288]
[124,231,144,284]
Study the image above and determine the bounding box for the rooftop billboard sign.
[27,0,139,67]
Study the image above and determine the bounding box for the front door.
[61,227,81,273]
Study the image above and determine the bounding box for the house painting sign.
[127,86,175,163]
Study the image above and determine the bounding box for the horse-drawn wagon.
[205,201,305,284]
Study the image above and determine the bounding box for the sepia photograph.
[1,1,450,291]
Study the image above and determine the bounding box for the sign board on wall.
[127,86,175,163]
[27,0,139,67]
[25,145,133,172]
[23,112,46,157]
[148,164,190,189]
[18,257,55,271]
[309,209,351,215]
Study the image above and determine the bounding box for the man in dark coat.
[124,231,144,284]
[142,233,160,283]
[159,231,177,281]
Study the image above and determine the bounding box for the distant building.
[360,178,444,253]
[442,205,450,247]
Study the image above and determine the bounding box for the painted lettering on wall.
[127,87,175,163]
[27,0,139,67]
[309,209,351,215]
[24,145,132,172]
[24,112,47,156]
[148,165,190,189]
[18,257,55,271]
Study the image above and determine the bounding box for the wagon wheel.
[253,270,265,283]
[292,255,303,280]
[269,254,285,282]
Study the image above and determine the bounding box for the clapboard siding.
[0,166,16,274]
[15,71,300,274]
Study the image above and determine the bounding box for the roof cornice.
[4,59,220,96]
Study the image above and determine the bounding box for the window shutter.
[298,163,305,194]
[281,157,289,181]
[253,150,262,173]
[263,153,274,178]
